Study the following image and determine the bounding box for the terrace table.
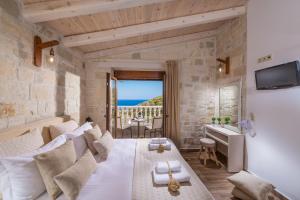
[132,118,145,138]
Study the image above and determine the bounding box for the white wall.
[246,1,300,199]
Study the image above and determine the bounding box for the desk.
[205,125,244,172]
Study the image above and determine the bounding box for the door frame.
[162,73,166,137]
[113,70,166,137]
[106,73,110,131]
[114,70,164,80]
[106,73,118,138]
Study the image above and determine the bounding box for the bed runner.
[132,139,215,200]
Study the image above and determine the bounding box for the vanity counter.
[205,124,244,172]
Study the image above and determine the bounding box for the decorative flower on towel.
[168,179,180,192]
[167,161,180,192]
[157,144,165,153]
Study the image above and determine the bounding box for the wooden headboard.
[0,116,70,144]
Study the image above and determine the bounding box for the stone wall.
[216,16,247,119]
[85,64,110,130]
[104,37,217,148]
[0,1,86,130]
[178,39,217,148]
[83,16,247,148]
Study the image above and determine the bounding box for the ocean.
[117,99,148,106]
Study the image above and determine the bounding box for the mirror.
[219,80,242,133]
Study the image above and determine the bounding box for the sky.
[118,80,162,100]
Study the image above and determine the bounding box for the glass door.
[106,73,117,138]
[163,73,166,137]
[116,79,164,138]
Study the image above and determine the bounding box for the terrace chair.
[117,117,132,138]
[145,117,163,138]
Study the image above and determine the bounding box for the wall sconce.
[217,57,230,74]
[49,48,55,63]
[34,36,59,67]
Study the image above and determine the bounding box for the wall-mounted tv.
[255,61,300,90]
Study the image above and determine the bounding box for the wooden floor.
[181,151,237,200]
[181,151,286,200]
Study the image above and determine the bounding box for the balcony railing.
[118,106,163,125]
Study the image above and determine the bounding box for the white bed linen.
[37,139,136,200]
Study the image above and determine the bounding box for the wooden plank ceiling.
[21,0,247,56]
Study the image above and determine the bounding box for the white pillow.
[1,135,67,200]
[49,120,79,139]
[0,128,44,157]
[0,166,9,200]
[24,135,67,156]
[0,128,44,197]
[65,122,93,159]
[2,157,45,200]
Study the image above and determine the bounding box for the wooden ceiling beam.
[87,59,163,71]
[63,6,246,47]
[114,70,165,80]
[22,0,175,23]
[84,30,217,59]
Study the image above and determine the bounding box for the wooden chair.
[145,117,163,138]
[199,138,221,166]
[117,117,132,138]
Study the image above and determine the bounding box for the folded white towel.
[155,160,181,174]
[148,141,171,150]
[153,166,191,185]
[150,138,168,144]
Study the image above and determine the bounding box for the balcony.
[117,106,163,138]
[118,106,163,123]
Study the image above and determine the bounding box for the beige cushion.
[84,125,102,154]
[54,150,97,200]
[93,131,114,161]
[227,171,274,200]
[0,128,44,157]
[232,187,253,200]
[49,120,79,139]
[34,140,77,199]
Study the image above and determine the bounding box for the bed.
[0,117,214,200]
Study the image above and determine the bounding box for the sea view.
[117,80,163,106]
[117,99,148,106]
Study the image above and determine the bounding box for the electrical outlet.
[258,54,272,63]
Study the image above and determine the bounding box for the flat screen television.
[255,61,300,90]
